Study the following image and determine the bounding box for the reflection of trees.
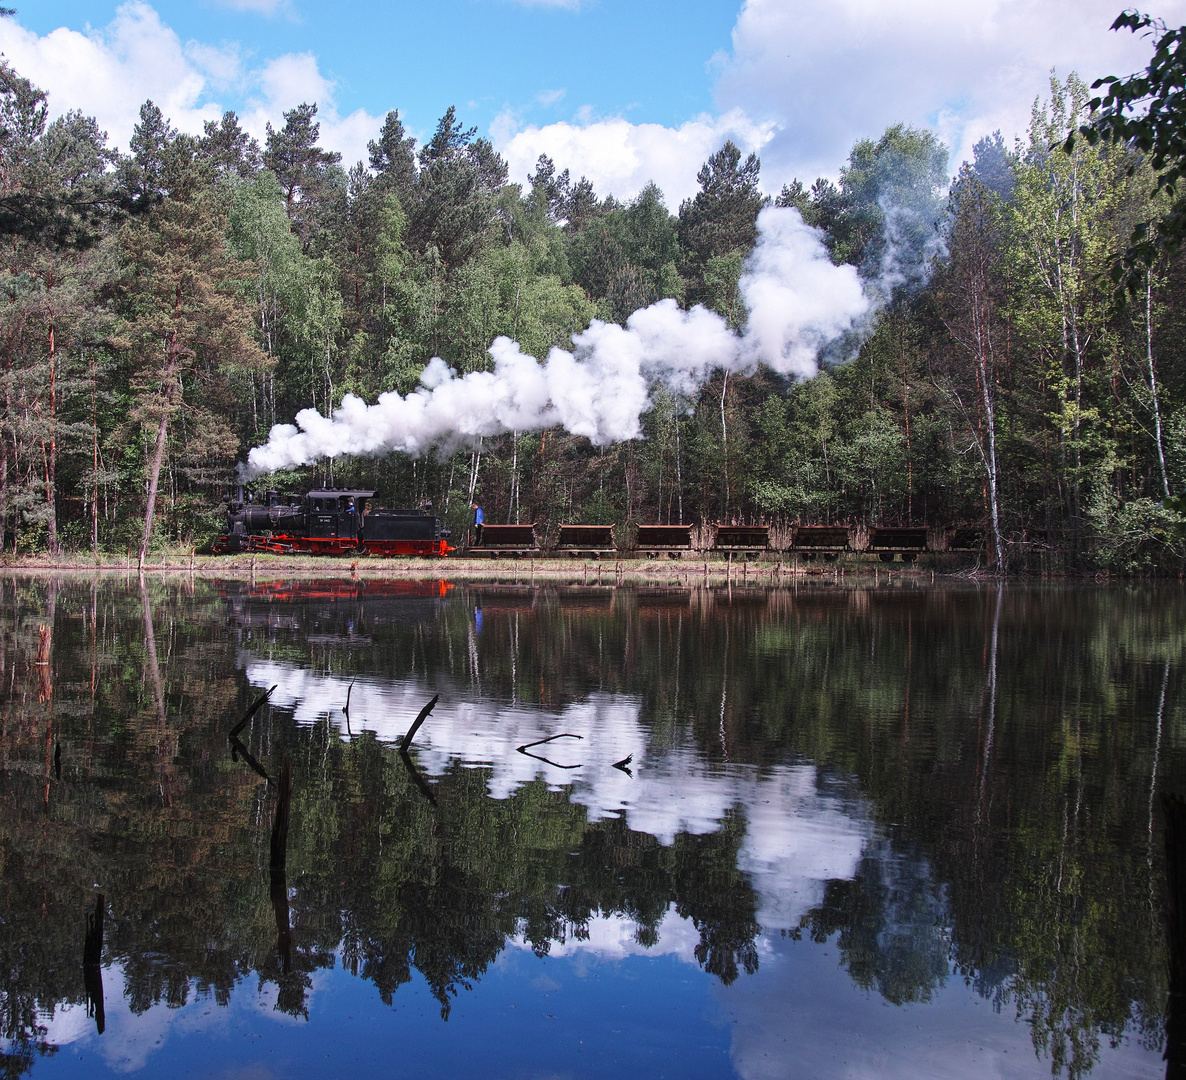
[291,736,762,1017]
[0,576,764,1059]
[671,809,759,985]
[801,842,951,1005]
[779,587,1177,1077]
[0,576,1179,1078]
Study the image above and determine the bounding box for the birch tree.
[936,171,1008,570]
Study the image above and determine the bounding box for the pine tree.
[677,141,764,305]
[115,118,266,567]
[263,103,343,246]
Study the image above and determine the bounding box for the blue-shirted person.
[472,503,484,546]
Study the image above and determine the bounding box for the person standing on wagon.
[472,503,484,546]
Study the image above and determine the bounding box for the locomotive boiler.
[214,488,452,557]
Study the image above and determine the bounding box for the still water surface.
[0,575,1180,1078]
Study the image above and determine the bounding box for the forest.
[6,20,1186,570]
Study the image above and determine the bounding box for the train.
[213,488,453,557]
[212,488,985,562]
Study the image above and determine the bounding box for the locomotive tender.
[214,488,453,557]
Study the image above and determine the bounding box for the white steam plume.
[242,207,869,480]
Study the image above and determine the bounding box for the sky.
[6,0,1186,207]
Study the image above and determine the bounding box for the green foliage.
[1073,12,1186,284]
[0,52,1180,570]
[677,141,764,305]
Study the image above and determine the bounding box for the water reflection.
[83,895,105,1035]
[0,575,1178,1078]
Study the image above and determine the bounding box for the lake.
[0,573,1179,1079]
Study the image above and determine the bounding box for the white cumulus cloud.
[493,106,776,206]
[715,0,1186,187]
[0,3,381,166]
[0,2,219,151]
[493,0,1186,202]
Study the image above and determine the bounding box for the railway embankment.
[0,548,1001,582]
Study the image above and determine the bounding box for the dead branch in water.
[516,733,583,752]
[612,754,634,774]
[270,758,292,872]
[230,736,271,783]
[1163,793,1186,1075]
[230,684,276,738]
[399,748,439,807]
[517,733,583,769]
[270,867,293,974]
[400,694,439,752]
[83,893,106,1035]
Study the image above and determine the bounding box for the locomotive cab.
[302,489,375,551]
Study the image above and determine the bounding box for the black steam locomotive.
[213,488,453,557]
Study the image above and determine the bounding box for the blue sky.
[21,0,741,132]
[7,0,1186,205]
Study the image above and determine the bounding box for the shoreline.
[0,550,1138,583]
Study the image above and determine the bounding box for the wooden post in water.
[270,758,292,872]
[269,762,294,978]
[1163,794,1186,1077]
[83,894,105,1034]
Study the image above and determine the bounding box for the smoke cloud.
[242,206,869,480]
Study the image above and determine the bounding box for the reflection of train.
[213,489,453,557]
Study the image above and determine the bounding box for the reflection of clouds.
[717,936,1164,1080]
[34,961,333,1071]
[36,1000,91,1046]
[247,659,873,930]
[510,908,703,963]
[38,963,210,1073]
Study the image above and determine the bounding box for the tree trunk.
[977,340,1005,573]
[675,415,683,525]
[0,425,7,554]
[139,410,169,571]
[44,321,58,555]
[719,372,730,514]
[1146,276,1171,499]
[91,356,99,560]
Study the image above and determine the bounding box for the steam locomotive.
[213,488,453,557]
